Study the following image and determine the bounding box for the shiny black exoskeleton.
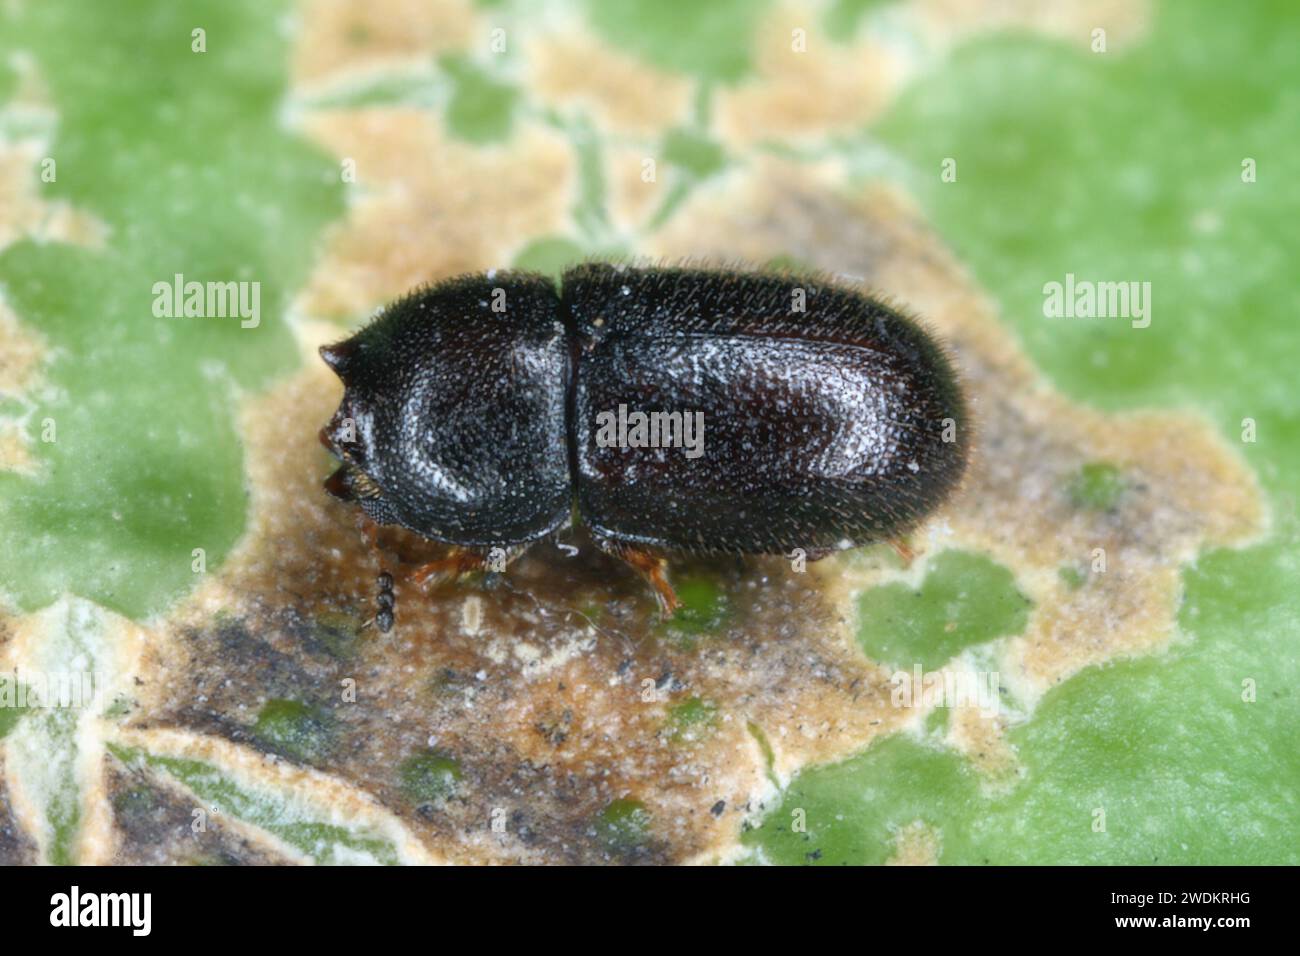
[319,264,969,614]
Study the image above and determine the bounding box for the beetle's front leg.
[593,537,682,618]
[408,545,526,591]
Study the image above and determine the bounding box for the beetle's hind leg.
[594,537,682,618]
[408,544,526,591]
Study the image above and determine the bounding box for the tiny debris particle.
[710,800,726,817]
[462,594,483,635]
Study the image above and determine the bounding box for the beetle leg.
[597,540,682,618]
[408,548,492,589]
[408,545,526,591]
[888,536,916,566]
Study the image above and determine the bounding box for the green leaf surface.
[0,0,1295,866]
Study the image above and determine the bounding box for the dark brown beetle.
[319,264,969,614]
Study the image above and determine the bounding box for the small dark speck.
[710,800,726,817]
[805,849,822,862]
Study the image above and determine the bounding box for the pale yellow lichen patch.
[528,29,693,138]
[914,0,1151,52]
[291,0,477,89]
[294,108,575,319]
[886,819,942,865]
[715,6,904,147]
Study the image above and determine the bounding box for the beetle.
[319,263,969,615]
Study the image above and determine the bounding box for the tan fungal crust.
[915,0,1152,52]
[529,29,694,138]
[715,5,904,147]
[947,704,1019,791]
[291,0,477,88]
[710,1,1151,150]
[0,426,36,476]
[0,56,101,476]
[294,109,576,320]
[0,301,46,396]
[606,142,671,235]
[0,139,107,250]
[0,301,50,476]
[0,57,107,254]
[886,820,942,866]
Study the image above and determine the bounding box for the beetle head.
[315,273,573,546]
[318,338,404,526]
